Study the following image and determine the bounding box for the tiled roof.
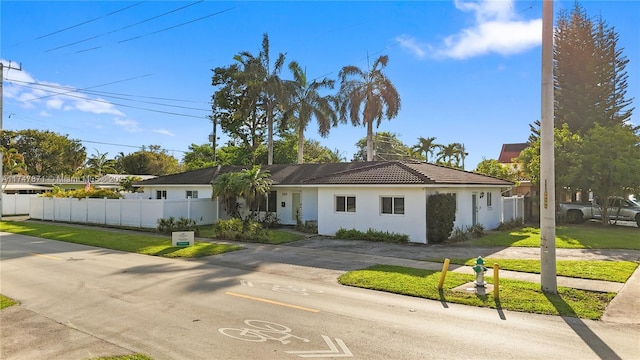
[135,161,513,187]
[498,143,528,163]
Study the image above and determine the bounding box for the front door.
[472,193,478,225]
[291,192,301,222]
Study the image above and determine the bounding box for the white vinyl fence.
[502,195,525,222]
[28,196,219,229]
[2,194,33,215]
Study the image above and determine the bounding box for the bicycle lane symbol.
[240,280,324,296]
[218,320,310,345]
[218,320,353,357]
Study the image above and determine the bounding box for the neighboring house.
[498,143,533,197]
[135,160,513,244]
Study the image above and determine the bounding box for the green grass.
[424,258,638,283]
[469,225,640,249]
[0,221,243,258]
[88,355,152,360]
[0,294,19,310]
[339,265,615,319]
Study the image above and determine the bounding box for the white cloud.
[400,0,542,60]
[114,118,141,132]
[39,110,52,117]
[1,59,124,117]
[153,129,175,136]
[396,35,428,59]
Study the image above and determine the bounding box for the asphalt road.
[1,232,639,360]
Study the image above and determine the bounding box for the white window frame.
[186,190,199,199]
[380,196,405,215]
[335,195,356,213]
[486,192,492,208]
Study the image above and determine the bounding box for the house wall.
[317,187,427,243]
[272,187,318,226]
[429,186,504,231]
[139,185,212,200]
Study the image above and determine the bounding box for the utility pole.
[540,0,557,294]
[0,61,23,220]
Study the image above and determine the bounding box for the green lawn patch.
[469,225,640,249]
[424,258,638,283]
[0,294,19,310]
[338,265,615,319]
[0,221,242,258]
[89,355,152,360]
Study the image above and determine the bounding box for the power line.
[35,1,147,40]
[117,8,234,44]
[23,74,155,102]
[8,80,211,113]
[45,1,204,52]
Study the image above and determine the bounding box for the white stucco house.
[134,160,513,244]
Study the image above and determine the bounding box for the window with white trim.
[156,190,167,199]
[486,192,492,207]
[335,195,356,213]
[381,196,404,214]
[186,190,198,199]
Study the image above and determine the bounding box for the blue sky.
[2,0,638,170]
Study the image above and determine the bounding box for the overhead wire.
[35,1,147,40]
[46,1,205,52]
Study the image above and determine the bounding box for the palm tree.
[338,55,401,161]
[436,143,458,167]
[452,143,469,169]
[412,137,439,163]
[86,149,117,177]
[235,33,286,165]
[211,172,243,218]
[283,61,337,164]
[239,165,273,215]
[1,147,28,192]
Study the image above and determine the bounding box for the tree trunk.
[366,121,374,161]
[267,107,274,165]
[297,128,304,164]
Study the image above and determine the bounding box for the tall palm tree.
[412,136,439,163]
[452,143,469,169]
[235,33,286,165]
[436,143,458,167]
[338,55,401,161]
[283,61,337,164]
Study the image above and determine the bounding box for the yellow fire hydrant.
[473,256,488,287]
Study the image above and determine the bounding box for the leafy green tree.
[183,143,215,171]
[0,129,86,176]
[239,165,273,216]
[474,158,518,181]
[262,132,343,164]
[352,132,410,162]
[555,3,634,134]
[283,61,337,164]
[575,124,640,224]
[412,136,440,162]
[212,51,266,164]
[338,55,401,161]
[120,145,182,176]
[519,124,583,193]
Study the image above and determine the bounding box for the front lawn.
[469,225,640,249]
[424,258,638,283]
[0,294,18,310]
[339,265,615,319]
[0,221,242,258]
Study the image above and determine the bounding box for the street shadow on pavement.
[545,293,622,360]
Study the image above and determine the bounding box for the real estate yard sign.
[172,231,194,247]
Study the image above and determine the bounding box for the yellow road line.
[30,253,62,260]
[225,292,320,313]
